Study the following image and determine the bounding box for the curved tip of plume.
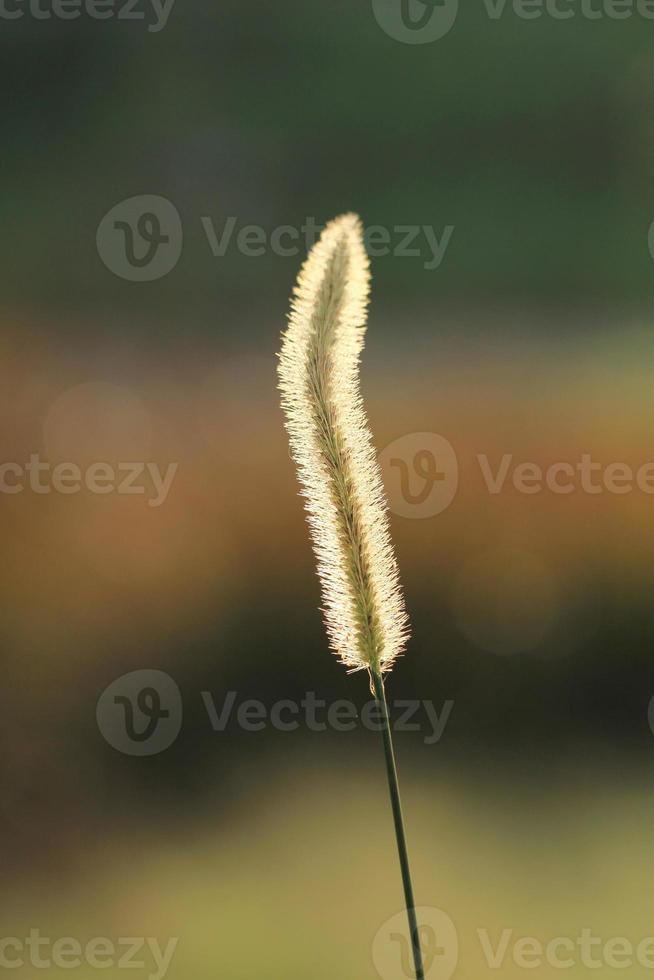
[278,212,410,676]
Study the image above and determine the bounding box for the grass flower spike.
[278,213,425,980]
[278,212,409,675]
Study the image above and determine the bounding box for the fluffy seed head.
[277,213,409,675]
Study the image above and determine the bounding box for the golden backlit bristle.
[277,213,409,674]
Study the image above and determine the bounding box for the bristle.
[277,213,409,674]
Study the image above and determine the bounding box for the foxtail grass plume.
[278,213,409,676]
[278,214,425,980]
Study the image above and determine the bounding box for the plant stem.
[371,669,425,980]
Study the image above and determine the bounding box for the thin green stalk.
[371,669,425,980]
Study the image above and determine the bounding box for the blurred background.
[3,1,654,976]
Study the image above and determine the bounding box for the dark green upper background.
[2,0,654,329]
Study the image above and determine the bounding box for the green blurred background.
[3,1,654,977]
